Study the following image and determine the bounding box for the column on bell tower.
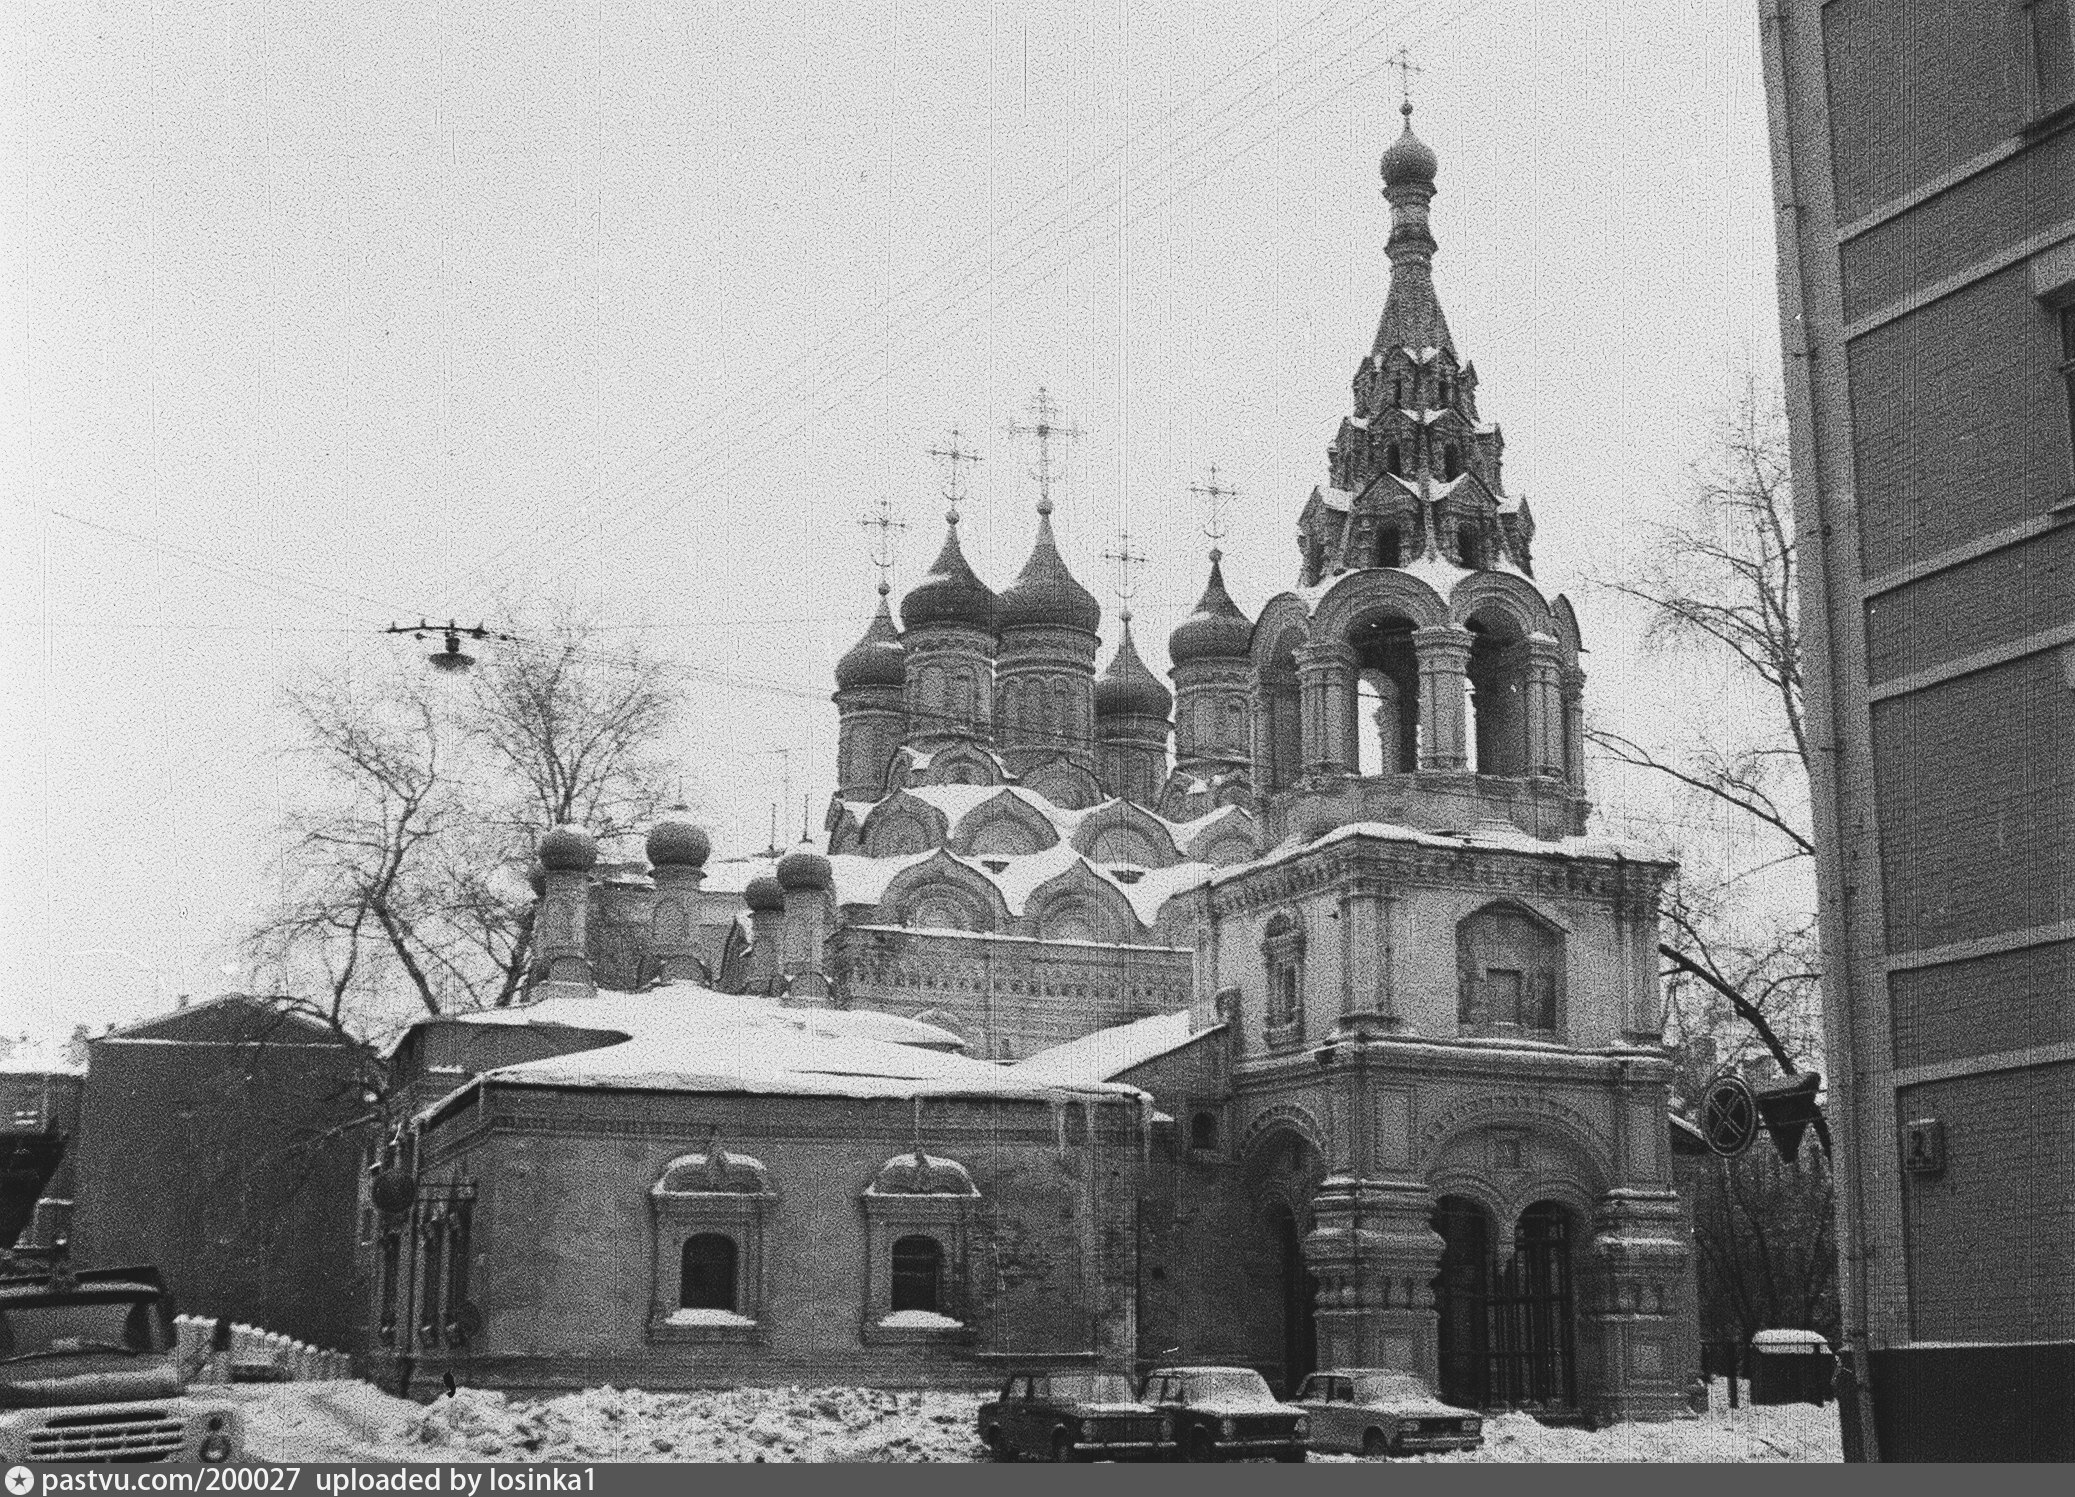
[1413,625,1473,772]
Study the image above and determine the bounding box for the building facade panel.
[1864,521,2075,684]
[1888,939,2075,1071]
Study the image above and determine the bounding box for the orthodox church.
[372,104,1697,1423]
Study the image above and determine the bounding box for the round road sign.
[1701,1074,1759,1158]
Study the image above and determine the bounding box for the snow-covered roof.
[417,983,1142,1117]
[1216,818,1669,883]
[1010,1010,1218,1086]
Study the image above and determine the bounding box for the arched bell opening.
[1465,606,1530,777]
[1256,628,1306,793]
[1346,612,1420,775]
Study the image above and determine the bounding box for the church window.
[890,1235,944,1312]
[1439,376,1452,406]
[1377,525,1402,568]
[1262,912,1306,1045]
[1385,442,1402,476]
[1456,904,1563,1036]
[1443,445,1462,480]
[1393,377,1404,406]
[680,1233,738,1311]
[2059,303,2075,460]
[1190,1111,1220,1152]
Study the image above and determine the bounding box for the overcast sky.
[1,0,1783,1044]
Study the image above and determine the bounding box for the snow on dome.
[645,813,711,869]
[775,845,834,891]
[538,824,598,872]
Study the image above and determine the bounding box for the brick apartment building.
[1761,0,2074,1461]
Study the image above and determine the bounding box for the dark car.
[978,1370,1167,1462]
[1292,1368,1484,1456]
[1140,1365,1309,1462]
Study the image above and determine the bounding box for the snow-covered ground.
[232,1378,1840,1463]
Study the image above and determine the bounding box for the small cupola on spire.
[1373,100,1454,360]
[1094,612,1173,806]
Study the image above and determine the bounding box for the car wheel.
[1052,1430,1079,1464]
[985,1428,1014,1463]
[1362,1428,1390,1460]
[1187,1427,1220,1464]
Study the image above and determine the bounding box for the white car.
[1292,1368,1484,1457]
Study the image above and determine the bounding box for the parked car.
[1140,1365,1309,1462]
[1292,1368,1484,1457]
[978,1370,1166,1462]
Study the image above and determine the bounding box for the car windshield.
[0,1296,163,1362]
[1045,1373,1136,1403]
[1356,1373,1436,1403]
[1184,1370,1277,1406]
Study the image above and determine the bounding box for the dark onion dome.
[835,586,908,689]
[1167,551,1253,665]
[538,824,598,872]
[997,512,1101,633]
[900,518,997,632]
[1095,618,1174,719]
[744,873,785,912]
[645,809,711,869]
[775,844,834,891]
[1381,99,1439,187]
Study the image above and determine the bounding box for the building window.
[680,1233,738,1311]
[2060,304,2075,460]
[2030,0,2074,114]
[863,1151,979,1342]
[1385,442,1402,476]
[1457,902,1564,1037]
[649,1142,773,1343]
[1263,911,1306,1047]
[1377,525,1403,568]
[890,1235,944,1313]
[1189,1111,1220,1152]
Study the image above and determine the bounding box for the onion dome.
[1381,99,1439,187]
[538,824,598,872]
[775,843,834,892]
[744,874,785,912]
[645,809,711,869]
[997,513,1101,633]
[900,518,997,632]
[835,586,908,689]
[1167,551,1254,665]
[1095,618,1174,719]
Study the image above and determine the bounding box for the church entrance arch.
[1272,1202,1319,1395]
[1431,1197,1579,1413]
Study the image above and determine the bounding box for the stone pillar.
[1336,878,1404,1031]
[1296,641,1356,777]
[1413,626,1474,772]
[1561,664,1588,790]
[649,864,710,983]
[1582,1188,1692,1425]
[1304,1175,1443,1379]
[1526,634,1566,779]
[744,877,785,995]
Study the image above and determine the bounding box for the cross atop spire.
[1103,528,1149,623]
[1189,464,1240,561]
[1386,47,1424,108]
[927,429,984,523]
[857,495,910,596]
[1006,387,1083,516]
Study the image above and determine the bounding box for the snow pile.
[237,1383,985,1464]
[876,1310,963,1329]
[236,1379,1838,1463]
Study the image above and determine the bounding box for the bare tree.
[246,606,687,1036]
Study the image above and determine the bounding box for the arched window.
[1457,904,1563,1035]
[890,1235,944,1313]
[1190,1111,1220,1151]
[1443,445,1462,480]
[1458,524,1484,568]
[1385,442,1402,476]
[1263,912,1306,1041]
[1393,377,1404,406]
[680,1233,738,1311]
